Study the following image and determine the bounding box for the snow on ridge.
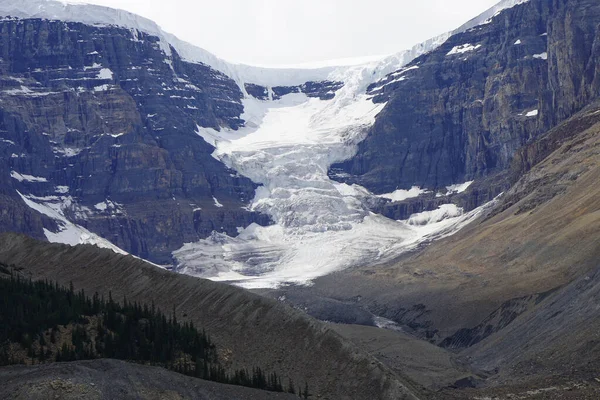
[0,0,338,88]
[0,0,532,93]
[457,0,531,30]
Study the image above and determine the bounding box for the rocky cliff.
[332,0,600,200]
[0,18,271,263]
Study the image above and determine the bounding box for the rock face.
[0,18,270,263]
[331,0,600,197]
[245,80,344,101]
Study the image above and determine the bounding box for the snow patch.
[17,191,127,254]
[97,68,113,80]
[94,199,124,214]
[526,109,539,117]
[53,147,83,157]
[445,181,473,195]
[212,197,224,208]
[377,187,427,202]
[10,171,48,183]
[533,52,548,60]
[407,204,464,226]
[447,43,482,55]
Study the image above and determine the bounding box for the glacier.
[3,0,521,288]
[176,63,498,289]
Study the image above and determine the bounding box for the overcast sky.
[70,0,500,66]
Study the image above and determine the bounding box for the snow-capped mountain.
[1,0,597,289]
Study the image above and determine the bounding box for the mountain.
[0,0,599,398]
[333,0,600,203]
[0,0,542,282]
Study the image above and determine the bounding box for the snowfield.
[4,0,522,288]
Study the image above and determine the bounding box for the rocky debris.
[0,359,298,400]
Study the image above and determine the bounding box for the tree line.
[0,264,309,397]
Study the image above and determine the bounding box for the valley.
[0,0,598,399]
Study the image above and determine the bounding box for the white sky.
[69,0,501,66]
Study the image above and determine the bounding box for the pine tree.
[287,378,296,394]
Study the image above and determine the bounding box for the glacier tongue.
[175,63,496,289]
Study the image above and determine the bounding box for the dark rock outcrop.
[245,80,344,101]
[332,0,600,200]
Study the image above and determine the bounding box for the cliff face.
[0,18,271,263]
[331,0,600,196]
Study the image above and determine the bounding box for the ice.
[1,0,510,288]
[407,204,464,226]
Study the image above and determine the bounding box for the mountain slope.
[0,232,420,400]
